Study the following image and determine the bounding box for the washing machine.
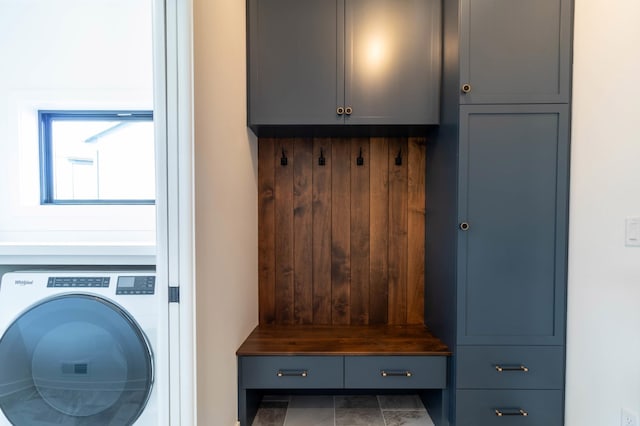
[0,271,165,425]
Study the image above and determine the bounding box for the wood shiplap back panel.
[258,136,426,325]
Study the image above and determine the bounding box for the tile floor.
[252,394,435,426]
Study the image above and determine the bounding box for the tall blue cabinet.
[427,0,573,424]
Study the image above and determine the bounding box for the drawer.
[457,346,564,389]
[240,356,343,389]
[344,356,447,389]
[455,389,563,426]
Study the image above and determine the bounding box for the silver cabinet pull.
[495,364,529,372]
[459,222,470,231]
[461,83,472,93]
[495,409,528,417]
[380,370,412,377]
[345,106,353,115]
[276,370,308,378]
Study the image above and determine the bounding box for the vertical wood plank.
[350,139,370,325]
[258,138,276,324]
[312,138,332,324]
[331,139,351,325]
[275,139,294,324]
[388,138,408,324]
[293,138,313,324]
[407,137,426,324]
[369,138,389,324]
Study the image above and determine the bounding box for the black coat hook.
[356,147,364,166]
[281,148,288,166]
[395,149,402,166]
[318,148,326,166]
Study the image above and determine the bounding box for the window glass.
[40,111,155,204]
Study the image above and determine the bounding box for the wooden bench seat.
[237,324,451,356]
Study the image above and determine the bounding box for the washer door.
[0,294,153,425]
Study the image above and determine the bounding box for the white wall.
[566,0,640,424]
[193,0,259,423]
[190,0,640,423]
[0,0,155,255]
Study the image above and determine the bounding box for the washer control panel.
[116,276,156,295]
[47,277,110,288]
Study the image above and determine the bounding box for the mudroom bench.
[236,325,451,426]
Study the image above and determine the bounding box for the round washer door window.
[0,294,153,425]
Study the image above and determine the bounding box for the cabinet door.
[344,0,440,124]
[459,0,572,104]
[457,105,569,345]
[248,0,342,126]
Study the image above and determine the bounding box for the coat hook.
[395,149,402,166]
[281,148,288,166]
[356,147,364,166]
[318,148,326,166]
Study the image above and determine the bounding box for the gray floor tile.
[334,395,379,409]
[284,407,334,426]
[382,410,435,426]
[252,401,288,426]
[335,407,385,426]
[377,395,426,411]
[288,395,334,409]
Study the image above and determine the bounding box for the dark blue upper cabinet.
[459,0,572,104]
[343,0,440,125]
[247,0,441,129]
[248,0,340,126]
[456,104,570,345]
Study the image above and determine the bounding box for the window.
[39,110,155,204]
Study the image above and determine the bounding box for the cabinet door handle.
[495,364,529,372]
[459,222,470,231]
[276,370,308,378]
[461,83,472,93]
[336,106,345,115]
[345,106,353,115]
[380,370,412,377]
[495,409,528,417]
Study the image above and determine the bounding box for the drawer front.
[240,356,343,389]
[344,356,447,389]
[457,346,564,389]
[456,389,564,426]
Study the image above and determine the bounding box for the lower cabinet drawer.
[240,356,343,389]
[344,356,447,389]
[457,346,564,389]
[456,389,564,426]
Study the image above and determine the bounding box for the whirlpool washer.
[0,271,164,425]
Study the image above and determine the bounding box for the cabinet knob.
[336,106,345,115]
[345,106,353,115]
[461,83,472,94]
[459,222,470,231]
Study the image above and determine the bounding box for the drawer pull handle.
[276,370,308,378]
[495,409,528,417]
[380,370,412,378]
[495,364,529,373]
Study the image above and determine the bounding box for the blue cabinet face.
[247,0,440,128]
[248,0,340,126]
[459,0,572,103]
[455,389,564,426]
[457,105,569,345]
[344,0,440,125]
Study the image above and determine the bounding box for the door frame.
[153,0,195,424]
